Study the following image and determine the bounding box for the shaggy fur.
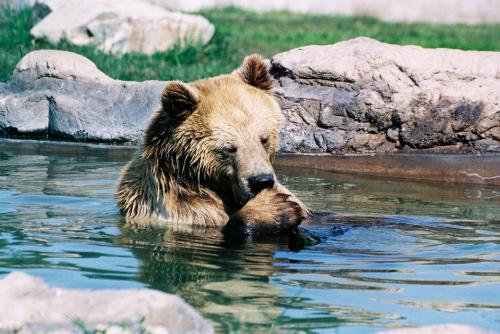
[117,55,309,233]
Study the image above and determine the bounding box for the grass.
[1,6,499,83]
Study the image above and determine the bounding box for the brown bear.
[117,55,309,237]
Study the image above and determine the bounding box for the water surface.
[0,146,499,333]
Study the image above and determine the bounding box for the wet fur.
[117,55,309,233]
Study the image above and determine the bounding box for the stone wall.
[148,0,500,24]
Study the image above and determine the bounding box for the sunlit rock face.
[0,271,213,334]
[0,38,499,153]
[271,37,500,153]
[29,0,214,55]
[0,49,164,142]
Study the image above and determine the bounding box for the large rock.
[147,0,500,24]
[1,39,499,152]
[271,37,500,153]
[0,50,164,142]
[30,0,214,55]
[0,271,213,334]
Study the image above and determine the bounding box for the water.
[0,146,499,333]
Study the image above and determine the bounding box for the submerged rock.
[0,271,213,334]
[30,0,214,55]
[271,37,500,153]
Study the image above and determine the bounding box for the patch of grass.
[204,7,500,56]
[1,6,499,82]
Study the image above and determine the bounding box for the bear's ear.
[234,54,274,92]
[161,81,199,122]
[142,81,198,162]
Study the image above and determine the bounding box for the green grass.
[1,6,499,83]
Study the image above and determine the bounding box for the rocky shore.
[1,38,499,153]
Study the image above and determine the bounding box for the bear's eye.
[260,137,269,147]
[224,145,237,154]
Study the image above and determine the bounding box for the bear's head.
[142,55,283,212]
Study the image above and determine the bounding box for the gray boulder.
[0,49,164,142]
[0,271,213,334]
[30,0,214,55]
[271,37,500,153]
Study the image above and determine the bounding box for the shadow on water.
[0,147,499,333]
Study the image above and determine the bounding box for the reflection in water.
[0,147,499,333]
[117,226,290,332]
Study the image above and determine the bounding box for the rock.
[0,271,213,334]
[1,50,165,142]
[348,132,387,151]
[271,37,500,153]
[377,324,498,334]
[1,40,499,152]
[314,129,348,150]
[473,138,500,152]
[0,93,49,134]
[30,0,214,55]
[146,0,500,24]
[386,127,399,143]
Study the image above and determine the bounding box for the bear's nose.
[248,173,275,194]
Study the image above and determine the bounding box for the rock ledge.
[1,49,164,143]
[1,38,499,153]
[271,37,500,153]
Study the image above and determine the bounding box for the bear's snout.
[248,173,275,194]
